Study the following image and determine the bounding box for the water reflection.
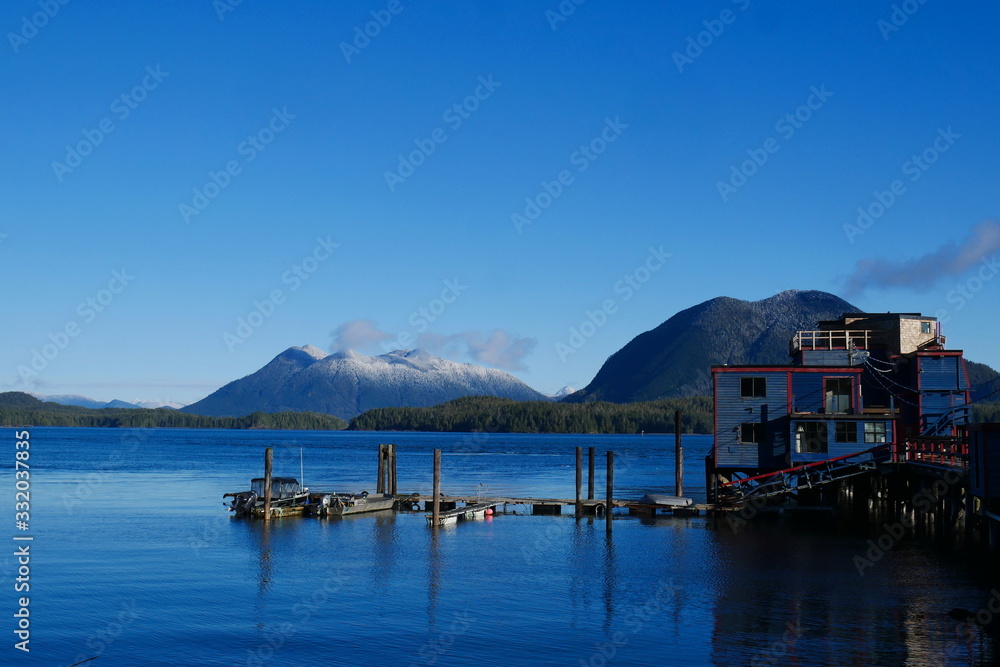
[705,516,996,665]
[602,534,617,634]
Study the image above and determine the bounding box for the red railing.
[720,445,891,488]
[899,438,968,468]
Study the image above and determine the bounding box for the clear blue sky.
[4,1,1000,405]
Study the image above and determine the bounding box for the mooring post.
[575,446,583,519]
[432,449,441,528]
[377,444,386,494]
[389,444,397,495]
[675,410,684,497]
[263,447,273,521]
[588,446,595,500]
[606,450,614,535]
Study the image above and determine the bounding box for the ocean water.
[1,427,996,666]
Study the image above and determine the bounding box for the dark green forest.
[348,395,714,434]
[0,392,347,430]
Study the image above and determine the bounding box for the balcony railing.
[897,437,968,468]
[790,329,884,354]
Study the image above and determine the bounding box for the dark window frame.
[795,422,828,454]
[740,377,767,398]
[824,377,853,414]
[835,421,858,444]
[740,422,764,444]
[864,422,887,444]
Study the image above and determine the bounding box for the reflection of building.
[710,313,972,484]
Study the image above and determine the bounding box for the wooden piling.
[675,410,684,497]
[606,450,614,534]
[588,446,595,500]
[432,449,441,529]
[575,446,583,519]
[377,444,386,494]
[263,447,273,521]
[389,444,397,495]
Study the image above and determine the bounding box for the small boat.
[310,491,395,517]
[225,477,310,518]
[638,494,693,508]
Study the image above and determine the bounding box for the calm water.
[1,427,996,666]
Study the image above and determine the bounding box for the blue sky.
[4,1,1000,405]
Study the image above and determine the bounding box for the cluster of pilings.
[811,462,1000,561]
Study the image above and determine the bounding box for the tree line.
[0,393,347,430]
[348,395,715,434]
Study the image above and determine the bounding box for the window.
[825,378,852,413]
[921,321,932,334]
[864,422,887,444]
[835,422,858,443]
[740,423,764,444]
[795,422,828,454]
[740,377,766,398]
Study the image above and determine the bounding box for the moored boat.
[309,491,395,517]
[225,477,310,518]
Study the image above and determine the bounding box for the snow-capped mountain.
[30,393,185,410]
[182,346,548,420]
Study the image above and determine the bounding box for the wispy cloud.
[330,320,537,371]
[845,220,1000,295]
[331,319,393,351]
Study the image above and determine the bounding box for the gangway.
[718,446,891,504]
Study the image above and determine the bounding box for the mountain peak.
[567,289,859,403]
[183,345,547,419]
[298,345,328,360]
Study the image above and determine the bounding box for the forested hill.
[0,392,347,430]
[348,395,713,434]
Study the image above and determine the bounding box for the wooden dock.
[402,494,732,517]
[424,501,503,527]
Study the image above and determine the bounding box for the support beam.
[675,410,684,498]
[588,446,595,500]
[606,450,614,535]
[575,446,583,519]
[377,444,386,494]
[388,444,397,495]
[432,449,441,529]
[263,447,273,521]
